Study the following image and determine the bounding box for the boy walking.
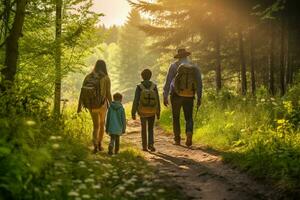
[106,93,126,155]
[132,69,160,152]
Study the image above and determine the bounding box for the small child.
[131,69,161,152]
[106,93,126,155]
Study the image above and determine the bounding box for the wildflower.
[68,191,79,197]
[135,187,150,194]
[260,98,265,102]
[73,179,82,184]
[52,143,60,149]
[50,136,57,140]
[82,194,91,199]
[117,186,125,191]
[79,183,87,190]
[92,184,101,189]
[277,119,286,124]
[270,97,275,101]
[157,188,165,193]
[78,161,85,165]
[112,175,119,179]
[125,191,136,198]
[84,178,94,183]
[26,120,36,126]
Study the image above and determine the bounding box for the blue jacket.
[163,58,203,100]
[106,101,126,135]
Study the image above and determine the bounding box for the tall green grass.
[159,86,300,193]
[0,93,185,200]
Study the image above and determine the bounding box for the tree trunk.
[1,0,27,89]
[53,0,62,116]
[285,22,293,87]
[215,32,222,92]
[279,15,285,96]
[268,22,275,96]
[249,30,256,96]
[238,27,247,95]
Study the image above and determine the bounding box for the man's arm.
[131,86,140,119]
[163,63,176,101]
[155,85,161,119]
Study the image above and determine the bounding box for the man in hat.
[163,48,202,147]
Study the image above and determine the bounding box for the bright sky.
[92,0,132,27]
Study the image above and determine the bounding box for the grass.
[0,100,186,200]
[23,105,186,200]
[26,137,184,200]
[158,88,300,194]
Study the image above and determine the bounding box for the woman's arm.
[106,77,112,103]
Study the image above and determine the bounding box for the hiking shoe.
[98,143,104,151]
[185,132,193,147]
[148,146,156,152]
[173,141,181,146]
[108,151,113,156]
[142,148,148,152]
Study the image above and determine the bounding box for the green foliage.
[0,90,53,199]
[160,85,300,192]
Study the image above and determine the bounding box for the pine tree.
[118,9,148,101]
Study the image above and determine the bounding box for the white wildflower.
[84,178,94,183]
[52,143,60,149]
[157,188,165,193]
[92,184,101,189]
[50,136,57,140]
[82,194,91,199]
[79,183,87,190]
[68,191,79,197]
[73,179,82,184]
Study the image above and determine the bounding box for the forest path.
[124,120,273,200]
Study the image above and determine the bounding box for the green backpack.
[78,72,105,112]
[174,64,197,97]
[138,83,158,115]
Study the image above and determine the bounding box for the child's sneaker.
[98,143,104,151]
[148,146,156,152]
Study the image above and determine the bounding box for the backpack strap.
[149,83,155,90]
[139,82,154,90]
[139,83,146,90]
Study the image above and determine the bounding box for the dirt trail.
[124,120,275,200]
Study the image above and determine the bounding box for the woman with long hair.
[91,60,112,152]
[78,59,112,153]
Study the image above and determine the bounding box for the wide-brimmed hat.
[174,48,191,59]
